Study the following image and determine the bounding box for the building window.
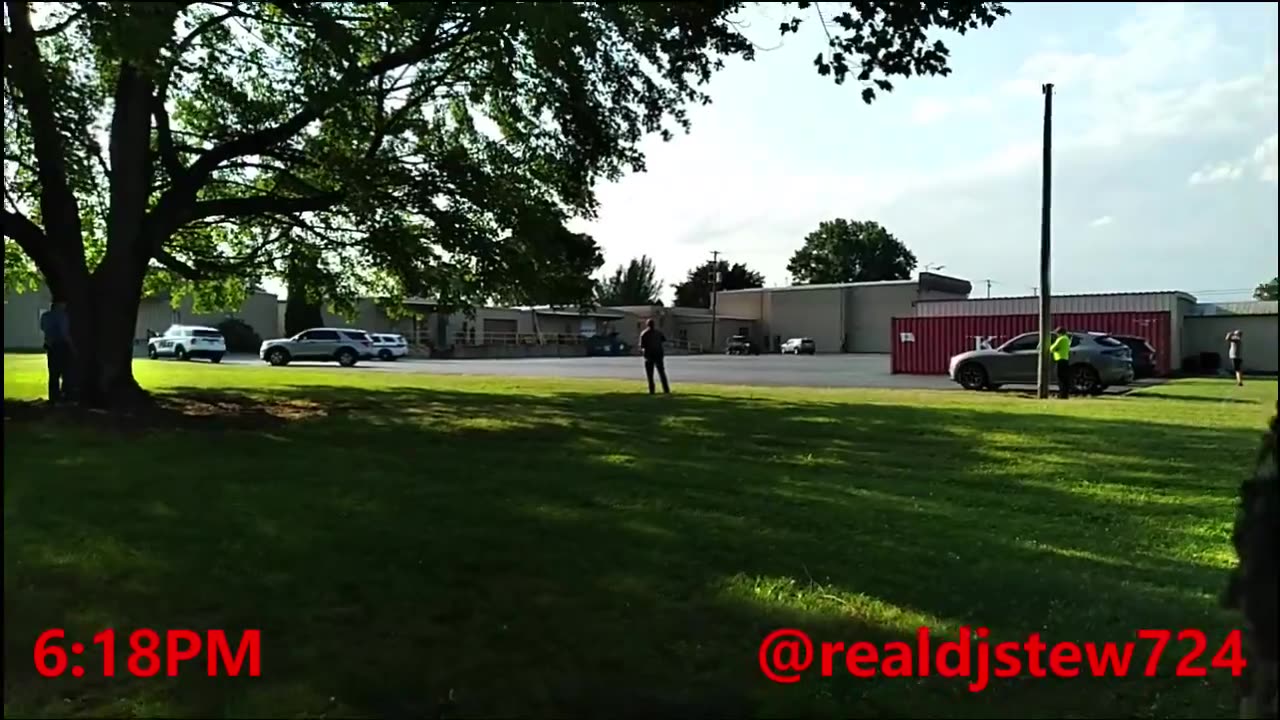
[678,329,688,341]
[738,326,750,337]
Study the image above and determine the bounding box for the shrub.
[216,318,262,353]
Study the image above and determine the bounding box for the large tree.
[3,1,1009,407]
[1254,276,1279,301]
[787,219,917,285]
[673,259,764,308]
[596,255,662,306]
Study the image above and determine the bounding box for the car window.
[1001,334,1039,352]
[1070,336,1081,347]
[193,330,222,338]
[1092,335,1124,347]
[302,330,339,341]
[341,331,371,342]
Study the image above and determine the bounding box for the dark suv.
[725,335,761,355]
[1110,335,1157,378]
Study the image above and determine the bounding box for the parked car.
[371,333,409,361]
[781,337,817,355]
[586,332,630,357]
[147,324,226,363]
[725,335,761,355]
[259,328,375,367]
[948,331,1134,394]
[1110,334,1157,378]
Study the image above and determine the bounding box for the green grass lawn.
[3,354,1275,718]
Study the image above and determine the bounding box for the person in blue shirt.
[39,300,73,403]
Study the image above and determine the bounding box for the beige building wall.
[768,287,844,353]
[1184,314,1278,373]
[6,285,279,348]
[844,284,923,353]
[3,285,53,349]
[319,299,419,336]
[714,291,768,322]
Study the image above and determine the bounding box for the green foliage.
[596,255,663,306]
[215,317,263,353]
[3,239,41,294]
[787,219,917,285]
[4,0,1010,323]
[673,259,764,308]
[1254,277,1279,301]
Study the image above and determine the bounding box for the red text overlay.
[35,629,260,678]
[759,627,1245,691]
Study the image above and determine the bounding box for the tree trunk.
[284,250,324,335]
[66,260,150,409]
[284,293,324,336]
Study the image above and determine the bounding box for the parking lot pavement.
[213,353,1161,393]
[217,353,959,389]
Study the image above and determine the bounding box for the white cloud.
[575,3,1276,298]
[1188,133,1279,185]
[908,95,993,126]
[1188,162,1245,185]
[1255,133,1278,183]
[910,3,1275,162]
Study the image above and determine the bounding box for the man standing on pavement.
[40,299,73,404]
[639,318,670,395]
[1050,327,1072,399]
[1226,330,1244,387]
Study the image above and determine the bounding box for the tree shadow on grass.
[3,384,1263,718]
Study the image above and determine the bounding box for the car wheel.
[174,345,188,361]
[267,348,290,366]
[210,354,223,364]
[337,348,358,367]
[378,349,393,361]
[957,362,989,391]
[147,345,158,360]
[1071,365,1101,395]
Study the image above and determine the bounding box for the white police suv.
[147,324,227,363]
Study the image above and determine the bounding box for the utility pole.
[983,279,993,298]
[710,250,720,351]
[1036,83,1054,399]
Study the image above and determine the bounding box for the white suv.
[371,333,409,360]
[148,325,227,363]
[258,328,375,367]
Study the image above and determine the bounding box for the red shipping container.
[891,312,1172,376]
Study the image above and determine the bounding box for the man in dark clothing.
[40,300,73,403]
[638,318,670,395]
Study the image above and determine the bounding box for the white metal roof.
[915,290,1195,317]
[1190,301,1278,316]
[717,278,918,295]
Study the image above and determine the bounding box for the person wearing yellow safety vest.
[1050,327,1073,399]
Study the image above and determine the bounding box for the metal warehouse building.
[712,272,973,354]
[892,292,1278,376]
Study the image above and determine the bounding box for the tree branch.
[153,247,205,279]
[3,0,86,276]
[185,6,472,181]
[31,3,88,37]
[2,207,56,278]
[189,191,343,221]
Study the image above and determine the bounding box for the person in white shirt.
[1225,330,1244,387]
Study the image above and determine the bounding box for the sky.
[568,1,1279,305]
